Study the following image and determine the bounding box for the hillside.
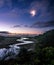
[35,29,54,47]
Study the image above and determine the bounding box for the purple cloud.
[13,24,29,28]
[29,0,54,19]
[30,20,54,28]
[13,25,21,28]
[13,20,54,28]
[0,0,5,8]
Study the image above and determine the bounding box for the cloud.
[5,0,13,9]
[0,0,54,22]
[13,25,21,28]
[13,24,29,28]
[18,0,25,2]
[13,20,54,28]
[30,20,54,28]
[29,0,54,19]
[0,0,13,9]
[23,25,29,27]
[0,7,28,18]
[0,0,5,8]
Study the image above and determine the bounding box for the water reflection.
[0,37,34,60]
[0,46,20,60]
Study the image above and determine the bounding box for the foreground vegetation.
[0,29,54,65]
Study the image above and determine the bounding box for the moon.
[30,10,36,16]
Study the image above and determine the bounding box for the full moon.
[30,10,36,16]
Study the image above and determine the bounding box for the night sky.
[0,0,54,34]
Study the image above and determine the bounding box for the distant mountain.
[0,31,11,37]
[0,31,10,34]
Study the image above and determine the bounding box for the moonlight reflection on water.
[0,37,34,60]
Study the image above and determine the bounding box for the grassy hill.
[35,29,54,47]
[34,29,54,65]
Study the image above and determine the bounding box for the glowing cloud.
[30,10,36,16]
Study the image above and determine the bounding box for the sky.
[0,0,54,34]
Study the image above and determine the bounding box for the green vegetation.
[0,36,5,42]
[33,29,54,65]
[34,29,54,47]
